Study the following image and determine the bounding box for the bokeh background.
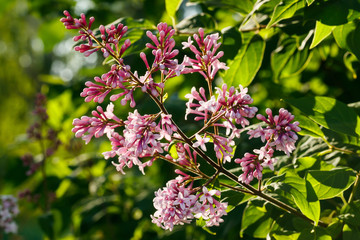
[1,0,359,239]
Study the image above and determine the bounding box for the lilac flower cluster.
[235,108,301,184]
[104,111,175,174]
[73,102,177,174]
[151,175,227,231]
[61,11,302,232]
[22,93,61,175]
[165,142,198,168]
[185,84,258,163]
[250,108,301,155]
[72,103,124,144]
[0,195,19,234]
[181,28,229,80]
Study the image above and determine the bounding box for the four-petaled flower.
[193,134,210,151]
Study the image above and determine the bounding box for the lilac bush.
[60,11,306,231]
[0,195,19,234]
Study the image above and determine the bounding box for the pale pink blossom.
[181,28,229,79]
[253,108,301,155]
[0,195,19,234]
[72,103,123,144]
[151,177,228,231]
[193,134,210,152]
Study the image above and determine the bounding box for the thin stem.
[348,172,360,204]
[203,170,220,188]
[258,179,262,192]
[219,182,253,194]
[340,193,348,205]
[322,136,358,156]
[39,137,49,212]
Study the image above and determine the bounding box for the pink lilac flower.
[61,11,132,58]
[199,186,220,204]
[151,177,197,231]
[105,110,171,174]
[181,28,229,80]
[194,187,227,227]
[72,103,124,144]
[143,22,183,78]
[248,108,301,155]
[166,143,198,167]
[215,84,258,127]
[151,177,228,231]
[192,134,210,151]
[212,134,235,163]
[0,195,19,234]
[235,146,276,184]
[185,84,257,163]
[158,113,177,141]
[80,64,134,104]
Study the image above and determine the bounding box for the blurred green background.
[1,0,359,239]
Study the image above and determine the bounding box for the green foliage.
[1,0,360,239]
[306,168,356,200]
[223,33,265,87]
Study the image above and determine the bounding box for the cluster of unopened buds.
[61,11,301,231]
[0,195,19,234]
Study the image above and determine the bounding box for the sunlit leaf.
[343,224,360,240]
[221,189,255,212]
[282,175,320,225]
[241,202,274,238]
[267,0,304,28]
[295,115,324,138]
[165,0,183,19]
[310,21,335,49]
[333,21,360,61]
[306,0,315,6]
[306,168,356,200]
[223,34,265,87]
[286,96,360,137]
[271,38,297,81]
[280,45,312,79]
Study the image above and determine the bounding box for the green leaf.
[306,168,356,200]
[280,44,312,79]
[286,96,360,137]
[310,21,335,49]
[305,0,360,25]
[343,224,360,240]
[306,0,315,5]
[38,212,55,239]
[240,202,274,238]
[339,200,360,227]
[295,115,324,138]
[165,0,183,19]
[282,175,320,225]
[47,90,73,129]
[221,189,255,212]
[273,226,332,240]
[176,13,216,31]
[268,172,320,224]
[198,0,254,14]
[271,38,297,81]
[295,157,333,173]
[333,21,360,61]
[221,26,242,61]
[267,0,304,28]
[273,231,301,239]
[223,34,265,87]
[344,52,358,79]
